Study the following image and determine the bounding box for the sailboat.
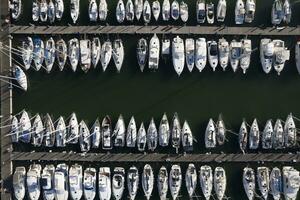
[70,0,80,23]
[43,113,55,147]
[249,118,259,150]
[245,0,255,23]
[207,40,218,71]
[273,119,284,149]
[32,0,39,22]
[235,0,245,24]
[216,115,226,146]
[171,0,179,20]
[262,120,273,149]
[283,0,292,24]
[98,167,111,200]
[239,120,248,153]
[113,115,126,147]
[134,0,143,20]
[55,116,66,147]
[185,164,197,198]
[206,2,215,24]
[149,34,160,70]
[185,38,195,72]
[112,167,125,200]
[142,164,154,200]
[197,0,206,23]
[13,166,26,200]
[243,167,255,200]
[195,38,207,72]
[180,1,188,22]
[217,0,226,22]
[56,39,67,71]
[127,166,139,200]
[116,0,126,23]
[91,37,101,68]
[99,0,108,21]
[80,39,92,73]
[152,0,161,21]
[137,38,148,72]
[137,123,147,151]
[89,0,98,21]
[69,164,83,200]
[68,38,80,72]
[172,35,185,76]
[143,0,151,23]
[171,113,181,152]
[230,40,242,72]
[55,0,64,21]
[205,118,216,148]
[13,65,28,91]
[31,114,44,147]
[41,164,55,200]
[10,0,22,20]
[83,168,96,200]
[260,38,274,74]
[270,167,282,200]
[126,0,135,22]
[182,121,193,152]
[159,113,170,147]
[102,115,112,150]
[33,37,44,71]
[21,36,33,70]
[240,39,252,74]
[284,113,296,148]
[147,118,158,151]
[127,116,137,147]
[91,118,101,148]
[67,112,79,144]
[158,166,168,200]
[200,165,213,200]
[100,40,112,72]
[45,37,55,73]
[10,116,19,143]
[162,0,170,21]
[48,0,55,23]
[214,167,226,200]
[27,164,42,200]
[19,110,31,143]
[112,39,125,72]
[257,167,270,200]
[169,165,182,200]
[79,120,91,152]
[271,0,283,25]
[39,0,48,22]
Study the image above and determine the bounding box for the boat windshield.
[210,44,218,56]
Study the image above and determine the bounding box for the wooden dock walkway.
[11,152,300,163]
[9,25,300,36]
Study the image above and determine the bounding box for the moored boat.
[152,0,161,21]
[116,0,126,23]
[171,113,181,152]
[55,0,64,21]
[48,0,55,23]
[113,39,125,72]
[158,166,168,200]
[21,36,33,70]
[56,39,67,71]
[102,115,112,150]
[149,34,160,70]
[143,0,151,23]
[100,40,112,72]
[32,0,39,22]
[147,118,158,151]
[80,39,92,73]
[270,167,282,200]
[182,120,193,152]
[257,167,270,200]
[216,115,226,146]
[196,0,206,23]
[31,114,44,147]
[68,38,80,72]
[79,120,91,152]
[126,0,135,22]
[19,110,31,143]
[10,0,22,20]
[240,39,252,74]
[185,163,197,198]
[83,168,96,200]
[41,164,55,200]
[272,0,283,25]
[33,37,44,71]
[262,120,273,149]
[55,116,66,147]
[13,65,28,91]
[273,39,290,75]
[249,118,259,150]
[142,164,154,200]
[112,167,125,200]
[214,167,226,200]
[200,165,213,200]
[282,166,300,200]
[243,167,255,200]
[114,115,126,147]
[27,164,42,200]
[137,123,147,151]
[284,113,296,148]
[235,0,245,24]
[207,40,218,71]
[137,38,148,72]
[283,0,291,24]
[273,119,284,149]
[217,0,226,22]
[127,166,139,200]
[159,113,170,147]
[91,118,101,148]
[205,118,216,148]
[99,0,108,21]
[134,0,143,20]
[185,38,195,72]
[43,113,55,147]
[230,40,242,72]
[54,163,69,200]
[245,0,255,23]
[169,165,182,200]
[39,0,48,22]
[70,0,80,23]
[172,35,185,76]
[67,112,79,144]
[171,0,179,20]
[98,167,111,200]
[239,120,248,154]
[206,2,215,24]
[45,37,56,73]
[260,38,274,74]
[195,38,207,72]
[10,116,19,143]
[89,0,98,21]
[180,1,188,22]
[295,41,300,74]
[127,116,137,148]
[91,37,101,68]
[218,38,229,71]
[69,164,83,200]
[13,166,26,200]
[162,0,171,21]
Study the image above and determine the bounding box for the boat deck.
[9,25,300,36]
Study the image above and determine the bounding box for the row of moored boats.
[11,111,193,153]
[13,163,228,200]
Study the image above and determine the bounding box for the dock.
[11,152,300,163]
[9,25,300,36]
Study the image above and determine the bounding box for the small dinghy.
[137,123,147,151]
[262,120,273,149]
[54,163,69,200]
[79,120,91,152]
[162,38,170,56]
[214,167,226,200]
[67,113,79,144]
[89,0,98,22]
[284,114,296,148]
[273,39,290,75]
[260,38,274,74]
[99,0,108,21]
[83,168,96,200]
[134,0,143,20]
[208,40,218,71]
[55,0,64,21]
[98,167,111,200]
[270,167,282,200]
[172,35,185,76]
[126,0,135,22]
[39,0,48,22]
[91,37,101,68]
[147,118,158,151]
[102,115,112,150]
[31,114,44,147]
[243,167,255,200]
[283,0,291,24]
[171,0,179,20]
[68,38,80,72]
[218,38,229,71]
[137,38,148,72]
[142,164,154,200]
[159,113,170,147]
[114,115,126,147]
[13,166,26,200]
[116,0,126,23]
[55,116,66,147]
[149,34,160,70]
[162,0,170,21]
[113,39,125,72]
[41,164,55,200]
[230,40,242,72]
[127,166,139,200]
[186,164,197,198]
[197,0,206,23]
[27,164,42,200]
[185,38,195,72]
[152,0,161,21]
[80,39,92,73]
[257,167,270,200]
[19,110,31,143]
[245,0,255,23]
[217,0,226,22]
[282,166,300,200]
[127,116,137,147]
[295,41,300,74]
[171,113,181,152]
[195,38,207,72]
[206,2,215,24]
[10,0,22,20]
[235,0,245,24]
[200,165,213,200]
[33,37,44,71]
[143,0,151,23]
[169,165,182,200]
[239,120,248,154]
[69,164,83,200]
[182,121,193,152]
[32,0,39,22]
[10,116,19,143]
[205,118,216,148]
[100,40,112,72]
[272,0,283,25]
[180,1,188,22]
[158,166,168,200]
[45,37,56,73]
[21,36,33,70]
[112,167,125,200]
[216,115,226,146]
[240,39,252,74]
[56,39,67,71]
[13,65,28,91]
[43,114,55,147]
[273,119,284,149]
[91,118,100,148]
[249,118,259,150]
[70,0,80,23]
[48,0,55,23]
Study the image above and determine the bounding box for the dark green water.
[10,0,300,199]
